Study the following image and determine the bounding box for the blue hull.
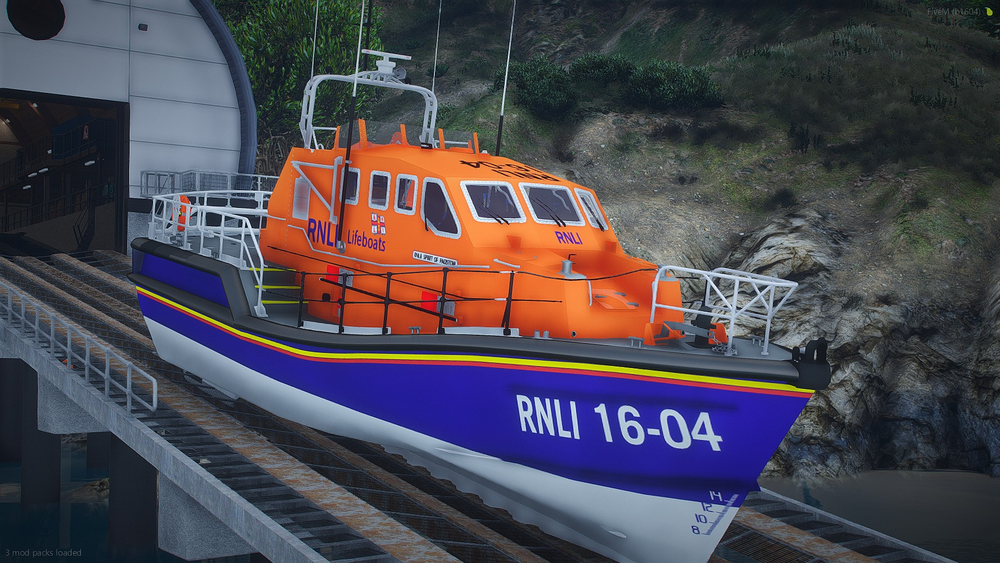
[138,286,810,502]
[130,239,822,562]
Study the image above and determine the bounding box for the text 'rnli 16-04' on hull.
[129,50,831,563]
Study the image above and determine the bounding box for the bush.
[494,56,577,120]
[622,61,723,111]
[427,63,449,78]
[225,0,383,146]
[569,53,636,86]
[494,54,722,120]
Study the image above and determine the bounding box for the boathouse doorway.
[0,90,127,255]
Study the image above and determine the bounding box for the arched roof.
[1,0,257,195]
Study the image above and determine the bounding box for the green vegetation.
[614,20,688,66]
[219,0,1000,255]
[494,54,722,120]
[435,93,553,162]
[215,0,383,170]
[715,19,1000,183]
[569,53,635,86]
[494,56,578,120]
[621,61,723,111]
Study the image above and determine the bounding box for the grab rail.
[141,170,278,197]
[147,191,267,316]
[303,268,533,335]
[651,265,797,356]
[0,279,158,413]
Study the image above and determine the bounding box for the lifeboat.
[130,50,830,563]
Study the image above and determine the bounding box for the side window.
[422,179,460,238]
[575,188,607,231]
[370,171,390,210]
[395,174,417,215]
[342,167,360,205]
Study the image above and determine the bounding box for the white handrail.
[651,265,797,356]
[141,170,278,197]
[300,51,439,148]
[148,191,268,317]
[0,279,158,413]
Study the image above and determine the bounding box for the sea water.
[0,437,252,563]
[758,470,1000,563]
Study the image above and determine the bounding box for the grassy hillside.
[373,0,1000,305]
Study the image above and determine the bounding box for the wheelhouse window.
[422,179,460,238]
[461,181,525,224]
[342,167,360,205]
[395,174,417,215]
[520,183,584,226]
[575,188,607,231]
[370,171,390,210]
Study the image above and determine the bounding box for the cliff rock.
[720,208,1000,478]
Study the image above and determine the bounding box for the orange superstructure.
[259,119,686,340]
[253,50,697,341]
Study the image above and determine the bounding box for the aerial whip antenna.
[334,0,367,252]
[362,0,374,70]
[310,0,320,77]
[496,0,516,156]
[431,0,443,94]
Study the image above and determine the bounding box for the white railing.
[651,266,798,356]
[301,51,439,148]
[148,191,267,316]
[141,170,278,197]
[0,279,158,413]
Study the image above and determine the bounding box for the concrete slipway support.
[16,361,62,506]
[34,363,248,560]
[108,434,158,560]
[37,374,105,434]
[158,476,255,560]
[0,358,24,462]
[3,357,104,505]
[0,324,328,562]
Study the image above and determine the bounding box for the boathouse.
[0,0,255,254]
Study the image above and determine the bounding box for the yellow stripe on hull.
[137,286,813,397]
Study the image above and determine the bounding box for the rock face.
[556,110,1000,480]
[721,208,1000,478]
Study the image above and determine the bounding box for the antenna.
[334,0,368,252]
[362,0,374,71]
[496,0,516,156]
[310,0,320,77]
[431,0,443,94]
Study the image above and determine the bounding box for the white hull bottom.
[146,318,737,563]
